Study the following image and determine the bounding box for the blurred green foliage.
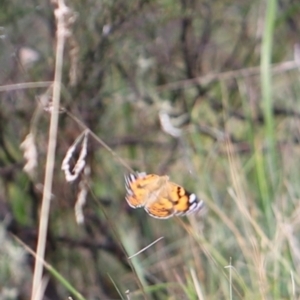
[1,0,300,299]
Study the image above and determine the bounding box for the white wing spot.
[188,193,197,203]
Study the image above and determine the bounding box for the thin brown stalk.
[0,81,52,92]
[157,60,298,92]
[128,236,164,259]
[31,0,68,298]
[65,111,134,173]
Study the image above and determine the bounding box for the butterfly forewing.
[125,173,148,207]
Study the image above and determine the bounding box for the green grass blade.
[260,0,278,233]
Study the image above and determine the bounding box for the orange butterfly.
[125,172,203,219]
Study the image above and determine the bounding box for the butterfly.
[125,172,203,219]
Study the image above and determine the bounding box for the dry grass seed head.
[20,133,38,179]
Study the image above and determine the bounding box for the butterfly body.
[125,172,203,219]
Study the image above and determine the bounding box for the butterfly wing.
[144,196,175,219]
[125,173,160,208]
[145,182,203,219]
[125,172,204,219]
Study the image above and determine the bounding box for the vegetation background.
[0,0,300,299]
